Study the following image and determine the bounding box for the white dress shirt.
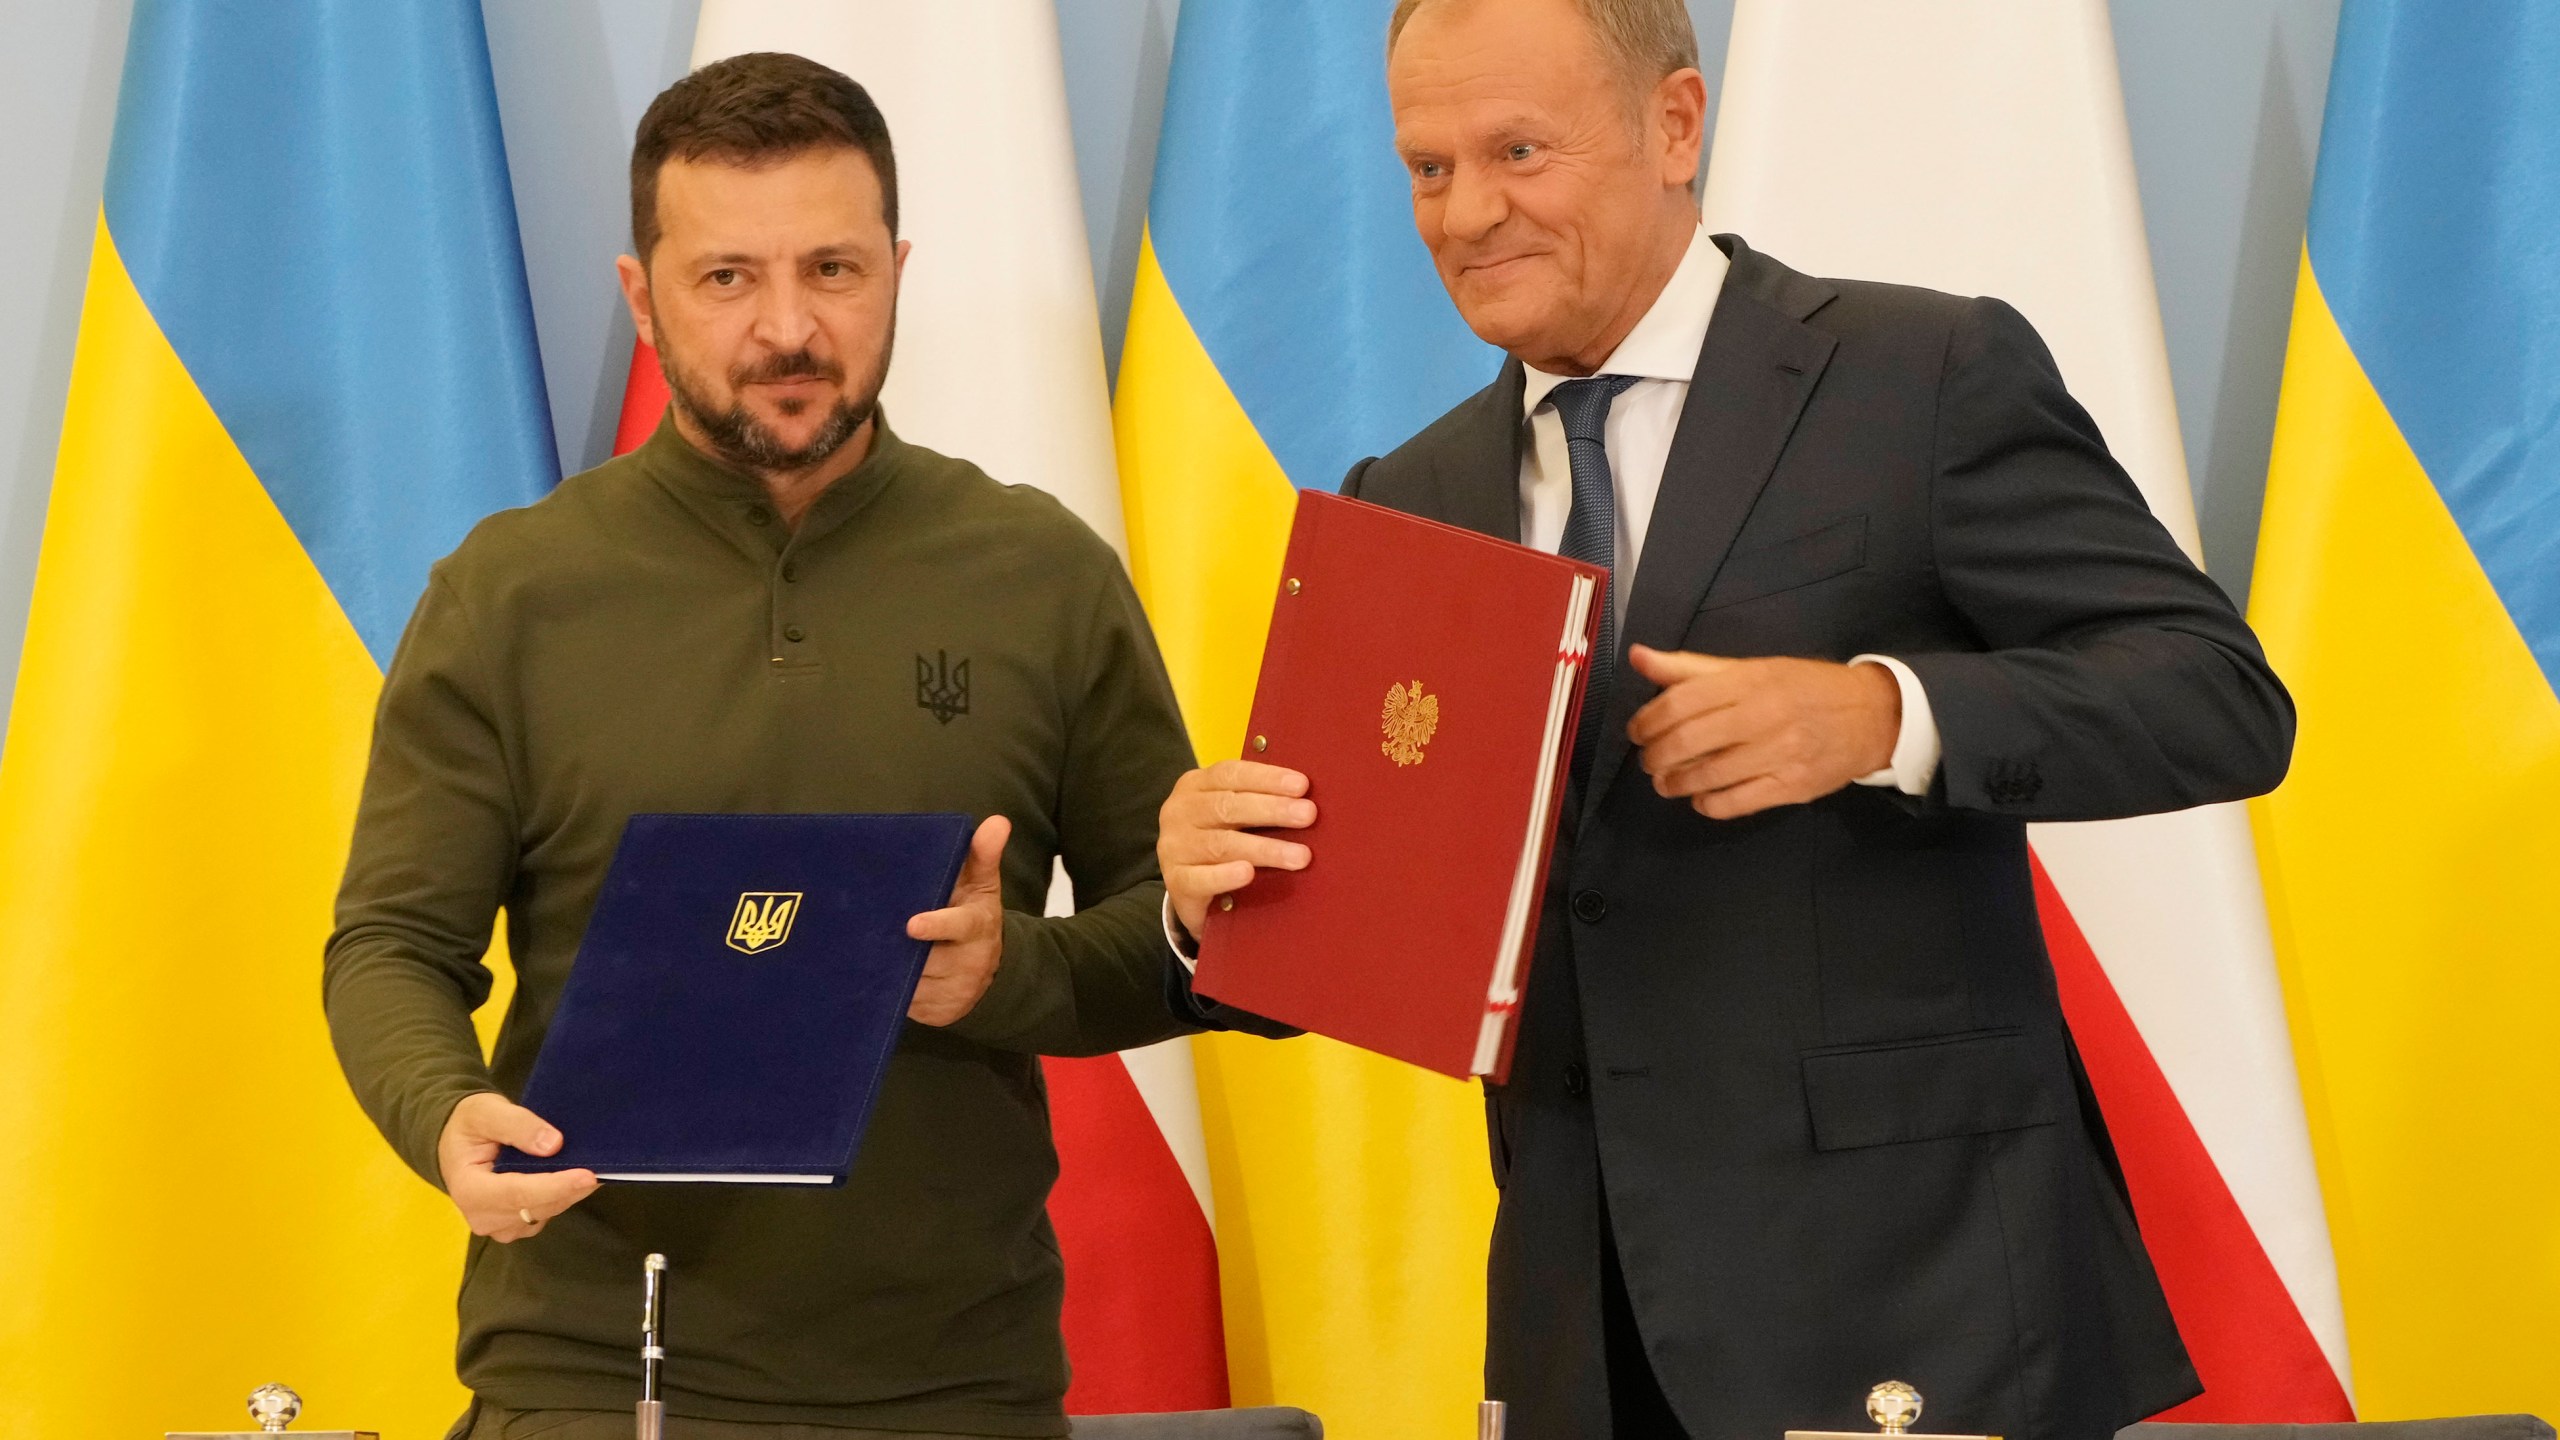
[1519,225,1940,796]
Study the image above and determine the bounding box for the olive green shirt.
[323,418,1197,1436]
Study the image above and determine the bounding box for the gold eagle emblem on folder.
[1381,680,1439,767]
[727,892,803,954]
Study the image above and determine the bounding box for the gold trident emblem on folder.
[727,892,803,954]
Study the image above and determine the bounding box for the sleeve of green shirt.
[951,555,1202,1058]
[322,569,515,1188]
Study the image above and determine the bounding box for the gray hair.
[1387,0,1702,100]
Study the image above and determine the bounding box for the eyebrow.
[685,242,870,269]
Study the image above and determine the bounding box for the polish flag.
[612,1,1226,1412]
[1701,1,2353,1418]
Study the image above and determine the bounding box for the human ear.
[1655,68,1709,189]
[615,253,656,352]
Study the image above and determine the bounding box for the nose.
[749,270,821,356]
[1441,161,1508,244]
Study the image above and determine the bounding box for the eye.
[1508,143,1537,161]
[1414,160,1446,180]
[708,268,740,286]
[816,260,847,278]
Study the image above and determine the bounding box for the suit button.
[1571,889,1607,924]
[745,505,773,526]
[783,625,806,643]
[1564,1062,1589,1097]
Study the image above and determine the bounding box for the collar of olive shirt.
[636,407,911,555]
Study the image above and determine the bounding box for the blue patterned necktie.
[1547,373,1640,786]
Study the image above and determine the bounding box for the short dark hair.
[629,51,899,263]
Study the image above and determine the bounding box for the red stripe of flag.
[2034,854,2352,1420]
[1044,1054,1231,1413]
[613,340,671,456]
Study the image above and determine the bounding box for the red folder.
[1193,491,1605,1082]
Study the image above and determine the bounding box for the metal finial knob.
[247,1383,303,1433]
[1868,1381,1922,1435]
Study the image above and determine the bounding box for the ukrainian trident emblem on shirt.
[916,649,970,724]
[727,892,803,954]
[1381,680,1439,766]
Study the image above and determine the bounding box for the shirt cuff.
[1163,892,1201,973]
[1849,654,1941,797]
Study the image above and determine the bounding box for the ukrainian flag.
[1113,3,1501,1435]
[2250,1,2560,1414]
[0,4,556,1435]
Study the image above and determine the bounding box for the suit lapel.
[1432,359,1526,542]
[1581,240,1840,822]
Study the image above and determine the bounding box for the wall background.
[0,0,2339,745]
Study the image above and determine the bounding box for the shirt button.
[1571,889,1607,924]
[745,505,773,526]
[783,625,806,643]
[1564,1062,1589,1097]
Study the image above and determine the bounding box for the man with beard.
[324,53,1199,1439]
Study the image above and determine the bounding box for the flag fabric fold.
[1114,3,1502,1435]
[0,3,557,1435]
[1702,0,2353,1418]
[2251,1,2560,1416]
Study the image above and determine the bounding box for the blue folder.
[495,812,974,1184]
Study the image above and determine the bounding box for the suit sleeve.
[1898,297,2294,820]
[1342,455,1376,500]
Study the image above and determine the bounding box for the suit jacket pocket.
[1800,1027,2059,1151]
[1697,513,1868,613]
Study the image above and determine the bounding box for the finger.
[954,815,1011,898]
[1635,708,1754,779]
[1199,760,1312,797]
[1164,830,1311,872]
[1655,743,1769,799]
[907,901,997,944]
[1170,859,1259,902]
[1695,773,1796,820]
[508,1167,599,1220]
[916,939,994,981]
[1625,645,1732,688]
[909,980,987,1027]
[464,1098,565,1158]
[1626,670,1749,745]
[461,1166,596,1240]
[1197,789,1319,832]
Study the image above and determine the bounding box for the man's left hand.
[1625,646,1900,819]
[907,814,1011,1026]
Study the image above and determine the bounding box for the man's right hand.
[1157,760,1318,943]
[437,1091,599,1242]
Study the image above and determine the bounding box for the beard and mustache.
[656,310,895,474]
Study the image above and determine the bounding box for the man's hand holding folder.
[444,812,1014,1239]
[439,1092,599,1242]
[903,815,1015,1026]
[1159,763,1314,944]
